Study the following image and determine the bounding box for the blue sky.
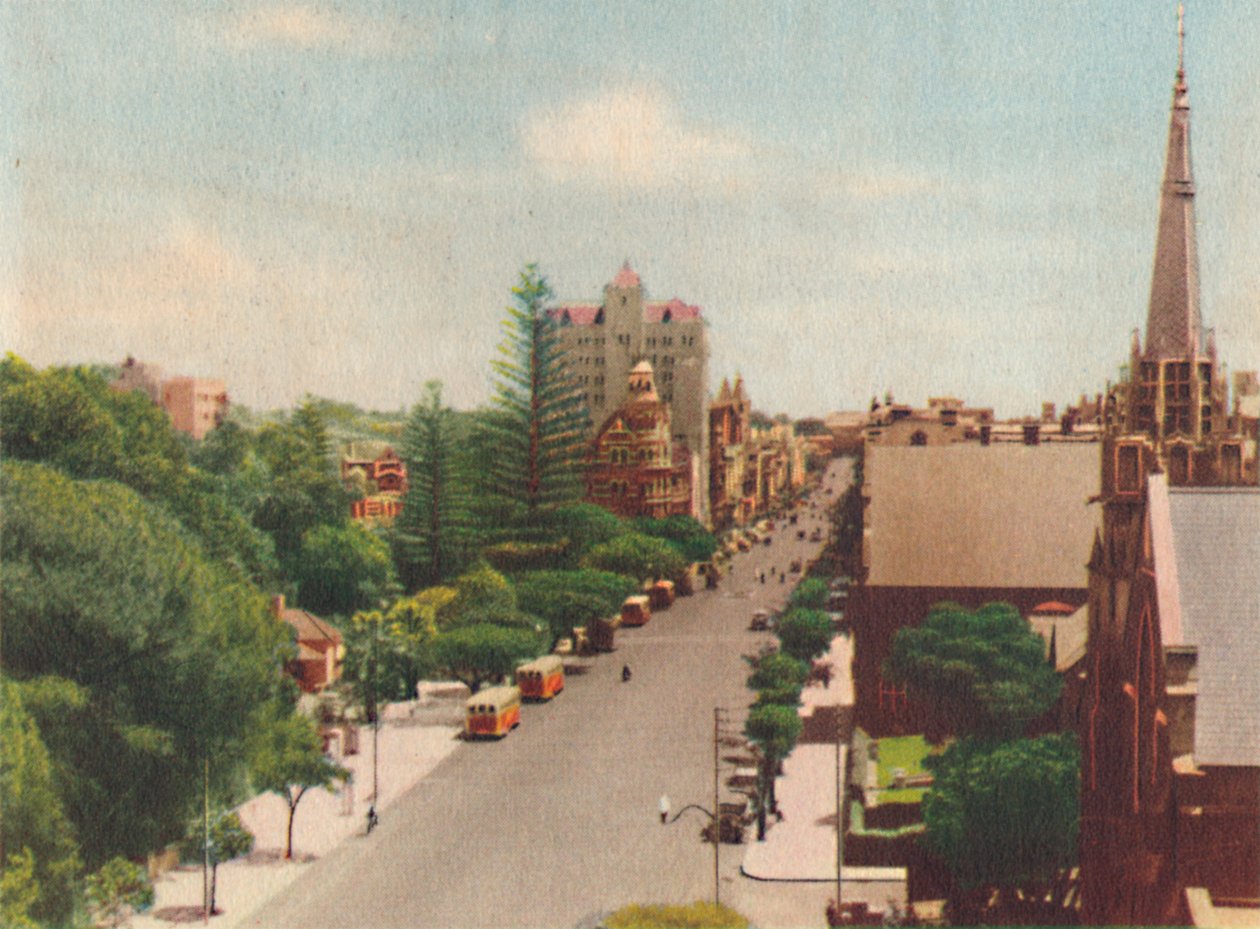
[3,1,1257,417]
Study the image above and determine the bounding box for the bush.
[605,901,749,929]
[481,540,570,573]
[85,857,154,928]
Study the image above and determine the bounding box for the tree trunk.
[285,787,307,860]
[210,862,219,914]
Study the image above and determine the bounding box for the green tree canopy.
[1,462,289,866]
[632,516,718,564]
[393,380,477,590]
[477,264,588,519]
[775,608,833,663]
[432,624,545,694]
[246,704,346,860]
[884,602,1062,741]
[292,521,395,617]
[85,856,154,929]
[747,652,809,707]
[582,532,687,584]
[787,577,830,611]
[923,734,1080,920]
[192,811,254,915]
[540,503,628,560]
[0,678,80,926]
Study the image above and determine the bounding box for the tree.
[292,521,396,617]
[394,381,476,590]
[582,532,687,584]
[775,609,834,663]
[196,811,254,915]
[923,734,1080,922]
[787,577,830,611]
[747,652,809,707]
[477,264,588,518]
[432,624,544,694]
[84,857,154,929]
[541,503,628,561]
[633,515,718,564]
[744,704,803,840]
[246,705,346,860]
[2,463,289,867]
[884,602,1062,741]
[0,681,79,926]
[512,569,639,646]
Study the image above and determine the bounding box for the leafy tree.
[1,463,289,867]
[923,734,1080,922]
[0,680,80,926]
[84,856,154,929]
[432,624,545,694]
[193,811,254,915]
[477,264,588,519]
[246,705,346,860]
[394,380,476,590]
[884,602,1061,741]
[747,652,809,707]
[512,568,639,646]
[447,564,519,627]
[775,609,833,663]
[541,503,628,560]
[787,577,830,611]
[744,705,803,840]
[0,848,41,929]
[582,532,686,584]
[293,522,395,617]
[633,516,718,565]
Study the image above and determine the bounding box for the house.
[272,595,344,693]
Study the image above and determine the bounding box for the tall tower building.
[550,263,711,521]
[1111,8,1255,486]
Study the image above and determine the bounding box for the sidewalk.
[134,704,462,929]
[740,634,905,889]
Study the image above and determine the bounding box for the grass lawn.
[873,735,936,803]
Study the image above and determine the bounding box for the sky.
[3,1,1258,419]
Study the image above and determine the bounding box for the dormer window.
[595,308,604,325]
[662,309,672,323]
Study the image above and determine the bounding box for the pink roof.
[547,303,601,325]
[644,298,702,323]
[610,262,640,288]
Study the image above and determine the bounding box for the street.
[248,462,851,929]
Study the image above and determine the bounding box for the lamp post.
[658,797,720,908]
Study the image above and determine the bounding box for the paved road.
[249,462,851,929]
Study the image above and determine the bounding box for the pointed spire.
[1144,2,1202,361]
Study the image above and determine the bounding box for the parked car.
[749,609,773,632]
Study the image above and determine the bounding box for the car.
[749,609,772,631]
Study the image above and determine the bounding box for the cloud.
[221,5,424,56]
[521,87,755,189]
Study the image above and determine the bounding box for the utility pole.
[203,756,210,924]
[713,707,721,910]
[835,703,844,910]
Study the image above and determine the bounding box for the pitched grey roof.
[1168,488,1260,766]
[864,445,1099,589]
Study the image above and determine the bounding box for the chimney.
[1023,423,1041,446]
[271,595,285,618]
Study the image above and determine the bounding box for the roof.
[610,261,640,288]
[1166,487,1260,766]
[1029,604,1089,671]
[281,608,342,647]
[343,440,397,463]
[864,444,1099,589]
[643,298,702,323]
[549,303,601,325]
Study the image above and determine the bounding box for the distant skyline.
[3,1,1258,418]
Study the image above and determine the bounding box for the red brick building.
[586,361,693,519]
[272,595,344,693]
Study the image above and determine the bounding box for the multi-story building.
[709,376,752,528]
[1078,19,1260,925]
[550,263,710,521]
[585,362,693,519]
[111,356,228,441]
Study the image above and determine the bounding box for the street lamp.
[657,796,721,909]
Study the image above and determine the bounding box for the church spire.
[1143,2,1202,361]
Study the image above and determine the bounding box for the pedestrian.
[760,572,766,584]
[366,805,379,834]
[621,664,632,682]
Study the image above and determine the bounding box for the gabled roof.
[282,607,342,647]
[1166,487,1260,766]
[864,444,1099,589]
[610,261,641,289]
[548,303,601,325]
[644,298,702,323]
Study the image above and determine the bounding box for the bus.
[464,685,522,739]
[621,595,652,627]
[515,655,565,701]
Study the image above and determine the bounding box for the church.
[1078,12,1260,925]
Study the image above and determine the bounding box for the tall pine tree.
[479,264,588,521]
[394,381,474,590]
